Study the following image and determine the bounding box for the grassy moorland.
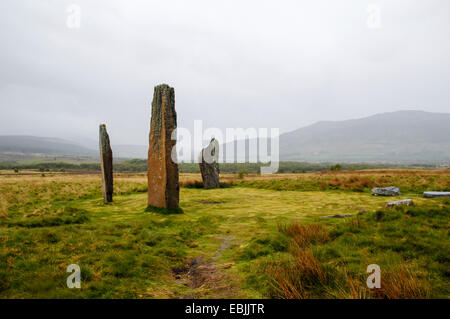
[0,170,448,298]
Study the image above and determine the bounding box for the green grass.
[237,172,450,193]
[262,202,449,298]
[145,206,184,215]
[0,172,448,298]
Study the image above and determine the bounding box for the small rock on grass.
[386,199,414,208]
[423,191,450,198]
[371,186,401,196]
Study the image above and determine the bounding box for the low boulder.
[371,186,400,196]
[386,199,413,208]
[423,191,450,198]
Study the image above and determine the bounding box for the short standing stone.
[386,199,413,208]
[199,138,220,189]
[423,191,450,198]
[147,84,180,211]
[371,186,400,196]
[99,124,113,203]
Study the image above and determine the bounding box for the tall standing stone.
[199,138,220,189]
[99,124,113,203]
[147,84,180,211]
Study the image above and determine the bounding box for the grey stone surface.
[199,138,220,189]
[371,186,401,196]
[147,84,180,210]
[99,124,113,203]
[386,199,413,208]
[423,191,450,198]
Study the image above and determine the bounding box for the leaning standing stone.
[147,84,180,212]
[199,138,220,189]
[99,124,113,203]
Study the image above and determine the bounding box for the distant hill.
[113,145,147,159]
[0,135,150,162]
[1,111,449,164]
[279,110,450,163]
[0,136,97,156]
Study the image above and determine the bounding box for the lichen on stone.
[99,124,110,152]
[151,84,175,151]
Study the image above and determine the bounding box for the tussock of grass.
[370,264,431,299]
[279,222,329,248]
[267,246,330,298]
[332,262,432,299]
[264,202,449,299]
[267,223,333,298]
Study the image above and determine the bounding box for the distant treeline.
[0,159,440,173]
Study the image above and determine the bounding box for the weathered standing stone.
[199,138,220,189]
[386,199,413,208]
[147,84,180,211]
[423,191,450,198]
[371,186,400,196]
[99,124,113,203]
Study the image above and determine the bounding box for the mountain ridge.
[279,110,450,163]
[0,135,96,156]
[1,110,449,164]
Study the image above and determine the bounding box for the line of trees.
[0,159,435,173]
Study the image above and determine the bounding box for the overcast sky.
[0,0,449,146]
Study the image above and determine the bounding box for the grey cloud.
[0,0,449,145]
